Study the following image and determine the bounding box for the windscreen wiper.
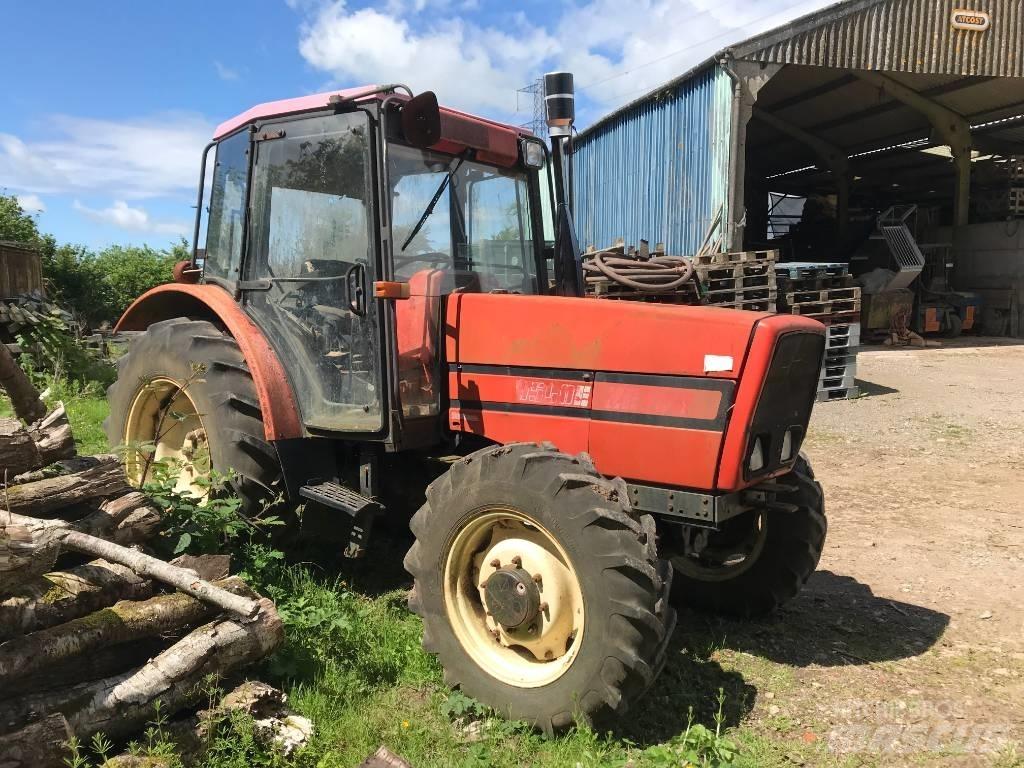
[400,155,466,252]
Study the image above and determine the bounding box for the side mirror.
[401,91,441,148]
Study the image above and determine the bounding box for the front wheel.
[671,455,826,617]
[404,443,676,733]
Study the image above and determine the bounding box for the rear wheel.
[104,318,282,514]
[404,443,676,732]
[671,455,825,617]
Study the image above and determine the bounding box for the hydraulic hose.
[583,251,696,292]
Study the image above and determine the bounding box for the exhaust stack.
[544,72,575,138]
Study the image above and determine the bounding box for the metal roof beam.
[751,106,850,236]
[852,70,973,225]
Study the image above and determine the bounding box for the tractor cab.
[196,87,555,444]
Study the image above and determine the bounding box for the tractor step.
[299,481,382,558]
[299,481,380,516]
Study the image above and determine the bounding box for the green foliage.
[0,193,47,244]
[635,691,738,768]
[15,311,115,388]
[42,240,184,327]
[139,459,283,558]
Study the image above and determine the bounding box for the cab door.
[242,111,385,433]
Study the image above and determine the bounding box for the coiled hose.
[583,251,697,292]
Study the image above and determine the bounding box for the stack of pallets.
[775,262,861,401]
[695,249,778,312]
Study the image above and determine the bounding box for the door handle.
[346,263,366,316]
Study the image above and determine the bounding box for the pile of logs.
[0,343,289,767]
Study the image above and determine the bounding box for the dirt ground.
[732,337,1024,765]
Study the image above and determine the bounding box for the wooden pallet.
[707,289,777,305]
[775,263,848,280]
[783,286,861,304]
[816,385,860,402]
[776,273,854,291]
[590,281,701,301]
[696,263,775,283]
[693,249,777,267]
[784,298,861,317]
[708,299,776,312]
[705,273,776,292]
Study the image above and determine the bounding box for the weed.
[635,690,738,767]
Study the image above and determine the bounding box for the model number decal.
[515,379,592,408]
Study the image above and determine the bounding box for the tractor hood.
[444,293,825,492]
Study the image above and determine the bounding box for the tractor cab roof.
[213,85,533,167]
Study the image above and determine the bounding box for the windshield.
[388,144,540,294]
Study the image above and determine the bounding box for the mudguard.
[116,283,303,441]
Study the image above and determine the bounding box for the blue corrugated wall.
[572,64,733,255]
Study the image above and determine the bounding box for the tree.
[0,194,45,245]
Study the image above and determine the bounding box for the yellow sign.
[951,9,991,30]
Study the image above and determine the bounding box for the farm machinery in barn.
[107,74,827,730]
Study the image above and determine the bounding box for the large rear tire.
[404,443,676,733]
[104,318,282,514]
[671,455,825,617]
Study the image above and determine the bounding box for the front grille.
[745,331,825,478]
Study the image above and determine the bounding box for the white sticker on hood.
[704,354,734,373]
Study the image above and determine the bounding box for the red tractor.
[107,74,826,731]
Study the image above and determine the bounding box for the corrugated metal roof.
[572,66,732,254]
[733,0,1023,77]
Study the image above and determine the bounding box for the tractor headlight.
[522,139,545,169]
[748,437,765,473]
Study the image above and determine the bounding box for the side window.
[468,175,536,293]
[204,131,249,282]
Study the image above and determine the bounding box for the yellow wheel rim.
[123,377,210,496]
[443,508,585,688]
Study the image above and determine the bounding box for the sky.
[0,0,838,251]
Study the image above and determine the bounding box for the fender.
[115,283,303,441]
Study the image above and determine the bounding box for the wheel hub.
[484,567,541,629]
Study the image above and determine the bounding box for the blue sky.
[0,0,834,250]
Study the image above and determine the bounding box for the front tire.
[671,455,826,617]
[104,318,282,514]
[404,443,676,733]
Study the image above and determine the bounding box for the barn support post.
[720,56,782,250]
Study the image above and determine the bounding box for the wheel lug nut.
[538,602,548,613]
[489,558,501,568]
[527,624,536,634]
[511,555,522,567]
[544,650,554,660]
[491,629,500,640]
[532,573,542,583]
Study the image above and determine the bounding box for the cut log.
[0,577,252,685]
[10,455,112,486]
[0,341,46,424]
[0,418,43,476]
[0,559,152,641]
[3,457,128,517]
[76,491,162,544]
[169,553,230,581]
[358,747,415,768]
[61,530,260,618]
[0,598,283,739]
[27,405,76,466]
[0,713,73,768]
[0,639,166,701]
[0,515,67,596]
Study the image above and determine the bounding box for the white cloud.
[15,193,45,213]
[295,0,838,119]
[214,60,240,81]
[298,1,557,114]
[0,113,213,201]
[73,199,189,236]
